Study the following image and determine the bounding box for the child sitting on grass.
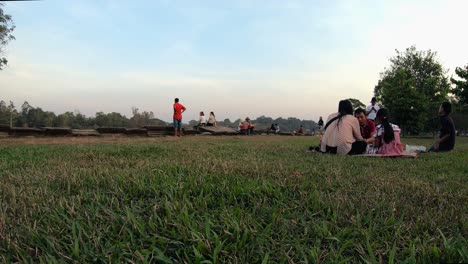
[373,108,403,155]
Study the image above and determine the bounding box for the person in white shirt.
[198,112,207,127]
[366,97,380,122]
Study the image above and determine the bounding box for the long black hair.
[336,100,353,127]
[376,108,394,144]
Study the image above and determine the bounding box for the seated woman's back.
[320,113,363,155]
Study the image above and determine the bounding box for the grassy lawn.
[0,136,467,263]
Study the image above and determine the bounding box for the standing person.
[320,100,366,155]
[373,108,403,155]
[354,108,376,144]
[429,102,456,152]
[366,97,380,122]
[318,117,324,134]
[207,112,217,127]
[173,98,186,137]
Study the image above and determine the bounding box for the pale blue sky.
[1,0,467,122]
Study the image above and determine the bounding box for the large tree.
[374,46,450,134]
[451,64,468,105]
[0,3,15,70]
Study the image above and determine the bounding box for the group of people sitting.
[315,98,456,155]
[294,125,305,134]
[269,123,280,134]
[317,99,401,155]
[196,111,217,128]
[238,117,256,135]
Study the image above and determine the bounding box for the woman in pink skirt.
[373,108,404,155]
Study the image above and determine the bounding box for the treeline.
[0,101,166,128]
[0,100,318,132]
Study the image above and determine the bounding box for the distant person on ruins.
[194,111,206,131]
[269,123,276,134]
[238,119,243,131]
[269,123,279,134]
[207,112,217,127]
[198,112,207,126]
[246,117,255,135]
[239,119,249,134]
[320,100,366,155]
[429,102,456,152]
[296,125,304,134]
[173,98,186,137]
[366,97,380,122]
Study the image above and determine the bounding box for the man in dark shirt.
[430,102,456,152]
[354,108,376,144]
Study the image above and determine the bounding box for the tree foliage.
[374,46,450,133]
[0,100,167,128]
[451,64,468,105]
[348,98,365,110]
[0,100,17,126]
[0,4,15,70]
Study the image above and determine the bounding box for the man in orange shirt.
[173,98,186,137]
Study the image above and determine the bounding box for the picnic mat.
[354,152,419,158]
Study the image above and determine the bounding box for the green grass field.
[1,136,467,263]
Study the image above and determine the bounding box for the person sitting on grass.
[320,100,366,155]
[207,111,217,127]
[429,102,456,152]
[373,108,403,155]
[354,108,376,144]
